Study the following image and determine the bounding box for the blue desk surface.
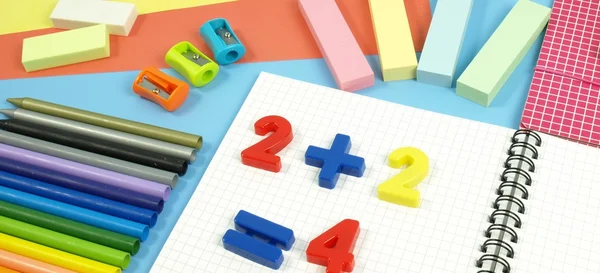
[0,0,552,272]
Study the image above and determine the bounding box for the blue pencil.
[0,185,150,241]
[0,159,164,213]
[0,170,157,227]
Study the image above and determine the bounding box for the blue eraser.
[222,229,284,270]
[305,134,366,189]
[234,210,295,251]
[199,18,246,65]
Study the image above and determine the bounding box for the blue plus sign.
[305,134,366,189]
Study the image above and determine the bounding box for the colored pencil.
[7,97,203,149]
[0,160,164,213]
[0,171,157,227]
[0,216,130,269]
[0,108,197,162]
[0,248,78,273]
[0,130,178,188]
[0,201,140,255]
[0,185,149,241]
[0,119,188,175]
[0,265,19,273]
[0,143,171,201]
[0,233,121,273]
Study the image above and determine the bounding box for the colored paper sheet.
[521,0,600,145]
[0,0,233,36]
[0,0,431,80]
[405,0,432,52]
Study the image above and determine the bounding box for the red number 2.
[241,115,293,173]
[306,219,360,273]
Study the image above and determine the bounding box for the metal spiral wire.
[476,129,542,273]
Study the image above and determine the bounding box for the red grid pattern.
[521,0,600,145]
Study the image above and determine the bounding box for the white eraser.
[50,0,138,36]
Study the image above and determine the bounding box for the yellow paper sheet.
[0,0,235,36]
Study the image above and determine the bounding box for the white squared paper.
[151,72,600,273]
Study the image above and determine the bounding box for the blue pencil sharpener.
[199,18,246,65]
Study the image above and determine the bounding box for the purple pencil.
[0,143,171,201]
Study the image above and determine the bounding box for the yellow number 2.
[377,147,429,208]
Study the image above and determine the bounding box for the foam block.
[368,0,417,81]
[456,0,550,107]
[298,0,374,92]
[417,0,474,87]
[50,0,138,36]
[21,24,110,72]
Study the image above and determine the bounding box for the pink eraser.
[299,0,374,92]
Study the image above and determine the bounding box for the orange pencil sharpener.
[132,66,190,111]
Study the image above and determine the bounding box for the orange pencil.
[0,249,76,273]
[0,265,19,273]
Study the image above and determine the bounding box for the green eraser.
[456,0,551,107]
[21,24,111,72]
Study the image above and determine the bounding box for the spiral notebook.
[150,72,600,273]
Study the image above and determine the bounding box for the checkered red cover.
[521,0,600,145]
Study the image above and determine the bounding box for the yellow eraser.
[368,0,418,81]
[21,24,110,72]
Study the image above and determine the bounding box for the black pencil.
[0,119,188,176]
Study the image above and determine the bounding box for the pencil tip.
[6,98,23,107]
[0,109,15,118]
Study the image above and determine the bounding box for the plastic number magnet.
[132,66,189,112]
[165,41,219,87]
[199,18,246,65]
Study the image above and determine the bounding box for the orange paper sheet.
[406,0,432,52]
[0,0,430,80]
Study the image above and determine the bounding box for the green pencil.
[0,215,130,269]
[0,200,140,255]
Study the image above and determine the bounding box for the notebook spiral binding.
[476,129,542,273]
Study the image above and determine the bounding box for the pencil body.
[0,171,157,227]
[0,130,178,188]
[0,216,130,269]
[1,108,196,162]
[0,143,171,201]
[0,159,164,213]
[0,248,78,273]
[0,185,149,241]
[0,233,121,273]
[7,97,202,149]
[0,200,140,255]
[0,119,187,175]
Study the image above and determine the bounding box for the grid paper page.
[521,0,600,145]
[513,132,600,272]
[151,72,536,273]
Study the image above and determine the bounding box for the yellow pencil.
[0,233,120,273]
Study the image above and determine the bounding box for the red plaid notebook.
[520,0,600,145]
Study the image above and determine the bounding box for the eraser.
[368,0,418,81]
[456,0,551,107]
[50,0,138,36]
[234,210,295,251]
[21,24,110,72]
[417,0,474,87]
[298,0,374,92]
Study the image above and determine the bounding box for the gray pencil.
[0,108,197,163]
[0,129,178,188]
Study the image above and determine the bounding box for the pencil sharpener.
[199,18,246,65]
[132,66,190,112]
[165,41,219,87]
